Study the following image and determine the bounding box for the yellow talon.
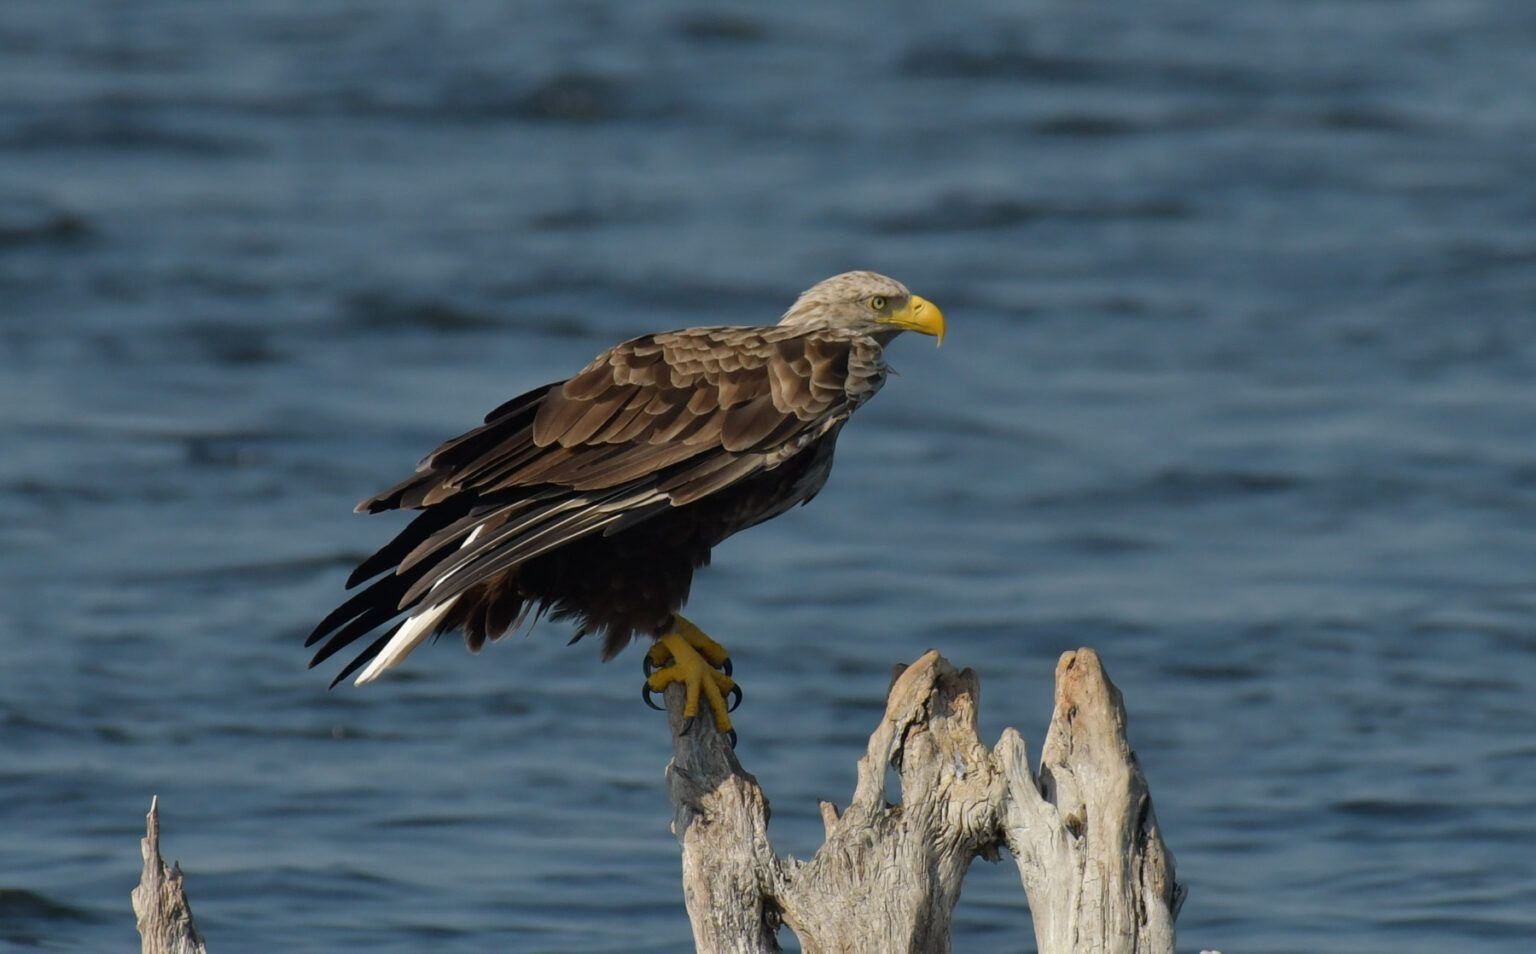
[645,617,737,733]
[673,617,730,667]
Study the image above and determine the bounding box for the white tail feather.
[353,596,458,685]
[353,525,486,686]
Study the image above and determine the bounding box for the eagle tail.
[351,595,460,685]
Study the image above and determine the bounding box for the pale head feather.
[778,271,912,330]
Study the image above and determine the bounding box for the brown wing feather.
[358,327,883,522]
[468,328,848,492]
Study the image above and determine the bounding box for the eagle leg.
[643,616,738,736]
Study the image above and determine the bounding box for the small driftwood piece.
[663,648,1184,954]
[132,797,208,954]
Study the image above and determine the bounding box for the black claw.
[725,728,738,749]
[643,655,656,677]
[642,683,664,711]
[721,657,733,677]
[726,684,743,713]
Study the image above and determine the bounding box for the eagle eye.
[870,296,887,311]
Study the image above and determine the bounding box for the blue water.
[4,1,1536,951]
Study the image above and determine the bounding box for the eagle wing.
[307,325,885,682]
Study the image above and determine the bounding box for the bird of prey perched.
[307,270,945,737]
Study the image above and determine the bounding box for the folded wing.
[307,325,885,684]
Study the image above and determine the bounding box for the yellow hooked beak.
[882,294,946,345]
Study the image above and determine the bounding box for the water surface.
[3,1,1535,951]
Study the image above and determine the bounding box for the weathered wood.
[999,648,1185,954]
[123,649,1182,954]
[664,648,1183,954]
[131,797,208,954]
[666,702,782,954]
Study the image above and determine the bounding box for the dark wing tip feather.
[326,631,394,688]
[351,382,560,517]
[344,504,472,589]
[308,606,390,666]
[308,557,437,668]
[305,585,376,647]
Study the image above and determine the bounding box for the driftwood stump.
[127,648,1184,954]
[132,797,207,954]
[664,648,1184,954]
